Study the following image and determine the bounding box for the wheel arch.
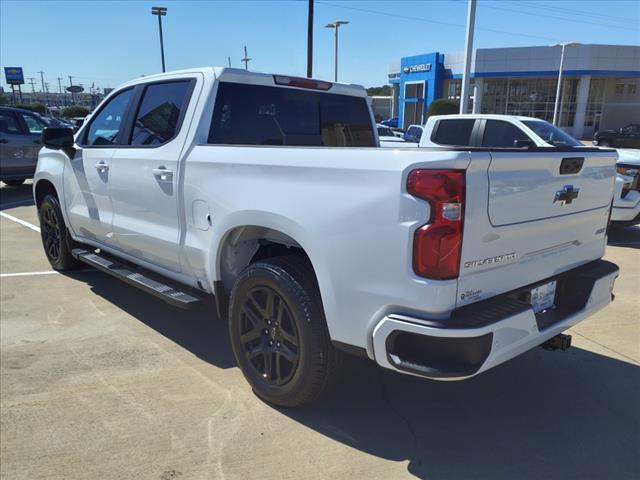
[212,220,325,322]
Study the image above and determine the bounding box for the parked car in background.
[376,124,407,147]
[0,106,47,186]
[594,123,640,148]
[380,117,399,128]
[611,149,640,226]
[43,116,74,129]
[403,124,424,143]
[419,114,583,148]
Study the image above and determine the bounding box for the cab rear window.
[208,82,375,147]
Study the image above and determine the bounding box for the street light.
[551,41,580,126]
[325,20,349,82]
[151,6,167,73]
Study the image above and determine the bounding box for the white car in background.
[376,124,406,147]
[611,149,640,226]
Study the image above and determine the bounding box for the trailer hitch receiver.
[541,333,572,351]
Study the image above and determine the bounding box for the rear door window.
[130,80,192,146]
[482,120,531,148]
[209,82,375,147]
[432,119,475,146]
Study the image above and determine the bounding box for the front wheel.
[38,194,81,271]
[228,256,338,407]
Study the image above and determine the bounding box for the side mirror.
[42,127,75,150]
[514,139,535,148]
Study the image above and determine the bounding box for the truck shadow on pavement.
[0,183,35,210]
[608,224,640,249]
[71,271,639,480]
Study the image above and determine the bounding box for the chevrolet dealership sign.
[4,67,24,85]
[403,63,431,74]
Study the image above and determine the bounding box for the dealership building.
[388,44,640,138]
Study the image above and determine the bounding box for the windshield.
[522,120,581,147]
[377,126,394,137]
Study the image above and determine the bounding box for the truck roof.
[428,114,543,122]
[117,67,367,98]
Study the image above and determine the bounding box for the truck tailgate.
[488,150,614,225]
[457,149,616,307]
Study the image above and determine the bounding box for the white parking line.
[0,211,40,233]
[0,271,59,278]
[0,269,96,278]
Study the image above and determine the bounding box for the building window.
[480,77,577,126]
[615,84,625,95]
[585,78,605,128]
[628,84,637,95]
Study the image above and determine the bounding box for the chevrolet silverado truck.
[34,68,619,407]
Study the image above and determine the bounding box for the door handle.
[94,162,109,173]
[152,167,173,181]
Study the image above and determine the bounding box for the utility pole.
[307,0,314,78]
[325,21,349,82]
[151,6,167,72]
[27,77,37,93]
[228,56,231,68]
[68,75,75,104]
[57,77,63,94]
[460,0,476,114]
[38,71,48,111]
[241,46,251,70]
[57,77,64,106]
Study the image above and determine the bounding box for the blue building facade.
[388,44,640,138]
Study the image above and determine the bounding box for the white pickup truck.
[35,68,619,407]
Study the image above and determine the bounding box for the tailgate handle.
[560,157,584,175]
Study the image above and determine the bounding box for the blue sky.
[1,0,639,92]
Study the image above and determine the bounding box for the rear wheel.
[3,179,25,187]
[228,256,338,407]
[38,194,81,271]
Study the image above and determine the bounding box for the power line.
[515,0,640,25]
[316,1,561,42]
[481,2,639,32]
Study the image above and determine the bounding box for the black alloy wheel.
[229,256,339,407]
[41,202,62,262]
[239,285,300,385]
[38,194,81,270]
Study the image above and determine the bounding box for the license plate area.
[529,280,557,314]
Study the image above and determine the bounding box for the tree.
[61,106,90,118]
[28,102,46,114]
[366,85,391,96]
[427,99,459,116]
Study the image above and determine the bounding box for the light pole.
[551,42,579,126]
[325,20,349,82]
[151,6,167,73]
[460,0,476,114]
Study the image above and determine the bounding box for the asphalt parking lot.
[1,182,638,480]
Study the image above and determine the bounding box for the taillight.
[273,75,332,91]
[407,169,465,280]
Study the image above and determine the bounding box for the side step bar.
[72,248,202,309]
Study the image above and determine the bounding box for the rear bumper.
[372,260,619,380]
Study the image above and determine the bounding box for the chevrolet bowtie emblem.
[554,184,580,205]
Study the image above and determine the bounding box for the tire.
[38,194,81,271]
[3,179,25,187]
[228,255,338,407]
[598,140,611,147]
